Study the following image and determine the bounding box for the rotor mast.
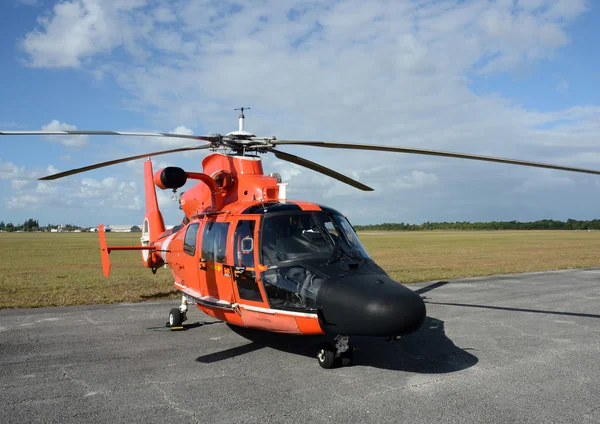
[227,107,256,143]
[235,107,250,132]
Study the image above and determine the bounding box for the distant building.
[106,225,142,233]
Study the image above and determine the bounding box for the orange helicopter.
[3,107,600,368]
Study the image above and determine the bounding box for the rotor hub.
[225,130,256,138]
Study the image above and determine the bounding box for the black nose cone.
[316,275,426,336]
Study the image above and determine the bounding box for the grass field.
[1,231,599,309]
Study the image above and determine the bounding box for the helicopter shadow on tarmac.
[196,281,478,373]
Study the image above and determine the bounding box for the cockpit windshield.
[261,211,370,266]
[261,213,332,266]
[259,211,371,311]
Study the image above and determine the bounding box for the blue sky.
[1,0,599,227]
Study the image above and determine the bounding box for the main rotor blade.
[0,130,221,143]
[271,140,600,176]
[268,148,373,191]
[39,145,211,180]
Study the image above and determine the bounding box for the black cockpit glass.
[330,215,371,259]
[261,213,332,265]
[259,211,371,311]
[262,264,326,311]
[260,212,370,266]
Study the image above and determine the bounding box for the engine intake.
[154,167,188,190]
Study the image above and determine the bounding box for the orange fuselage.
[148,153,325,335]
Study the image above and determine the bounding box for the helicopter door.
[232,218,301,333]
[232,219,264,302]
[181,222,201,292]
[199,219,232,302]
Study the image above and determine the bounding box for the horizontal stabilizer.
[98,224,155,277]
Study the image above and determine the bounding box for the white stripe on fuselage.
[173,282,319,318]
[160,233,176,262]
[238,304,318,318]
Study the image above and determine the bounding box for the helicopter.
[3,108,600,369]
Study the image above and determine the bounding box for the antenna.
[234,107,250,132]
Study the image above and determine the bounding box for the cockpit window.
[201,221,229,262]
[331,215,371,259]
[262,265,325,311]
[315,213,370,261]
[258,211,371,312]
[261,213,332,266]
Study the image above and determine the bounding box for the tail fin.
[141,159,165,267]
[99,224,111,277]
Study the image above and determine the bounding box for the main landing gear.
[317,335,354,369]
[167,296,189,330]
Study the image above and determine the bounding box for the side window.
[234,220,255,268]
[233,219,262,302]
[183,223,199,256]
[201,221,229,263]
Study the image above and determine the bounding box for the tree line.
[353,219,600,231]
[0,219,85,232]
[3,217,600,233]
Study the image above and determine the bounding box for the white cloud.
[20,0,149,68]
[271,161,303,183]
[0,160,40,193]
[152,6,176,23]
[46,164,61,175]
[8,0,600,225]
[35,181,58,194]
[6,173,142,213]
[515,173,576,192]
[21,0,115,68]
[6,194,46,209]
[390,170,439,190]
[156,189,174,209]
[556,79,569,93]
[41,120,88,147]
[11,179,33,190]
[0,160,26,180]
[172,125,193,136]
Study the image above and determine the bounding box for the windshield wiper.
[327,244,364,266]
[327,244,343,265]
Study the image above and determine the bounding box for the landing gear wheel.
[317,343,336,369]
[169,308,183,328]
[340,347,354,367]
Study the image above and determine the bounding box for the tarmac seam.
[148,379,201,423]
[584,405,600,416]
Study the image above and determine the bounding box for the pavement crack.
[497,321,530,337]
[584,404,600,417]
[83,314,100,325]
[148,379,201,423]
[60,366,113,403]
[61,366,91,391]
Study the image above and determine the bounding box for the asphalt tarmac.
[1,268,600,424]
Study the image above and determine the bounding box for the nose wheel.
[317,335,354,368]
[317,343,336,368]
[168,308,184,328]
[167,296,189,330]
